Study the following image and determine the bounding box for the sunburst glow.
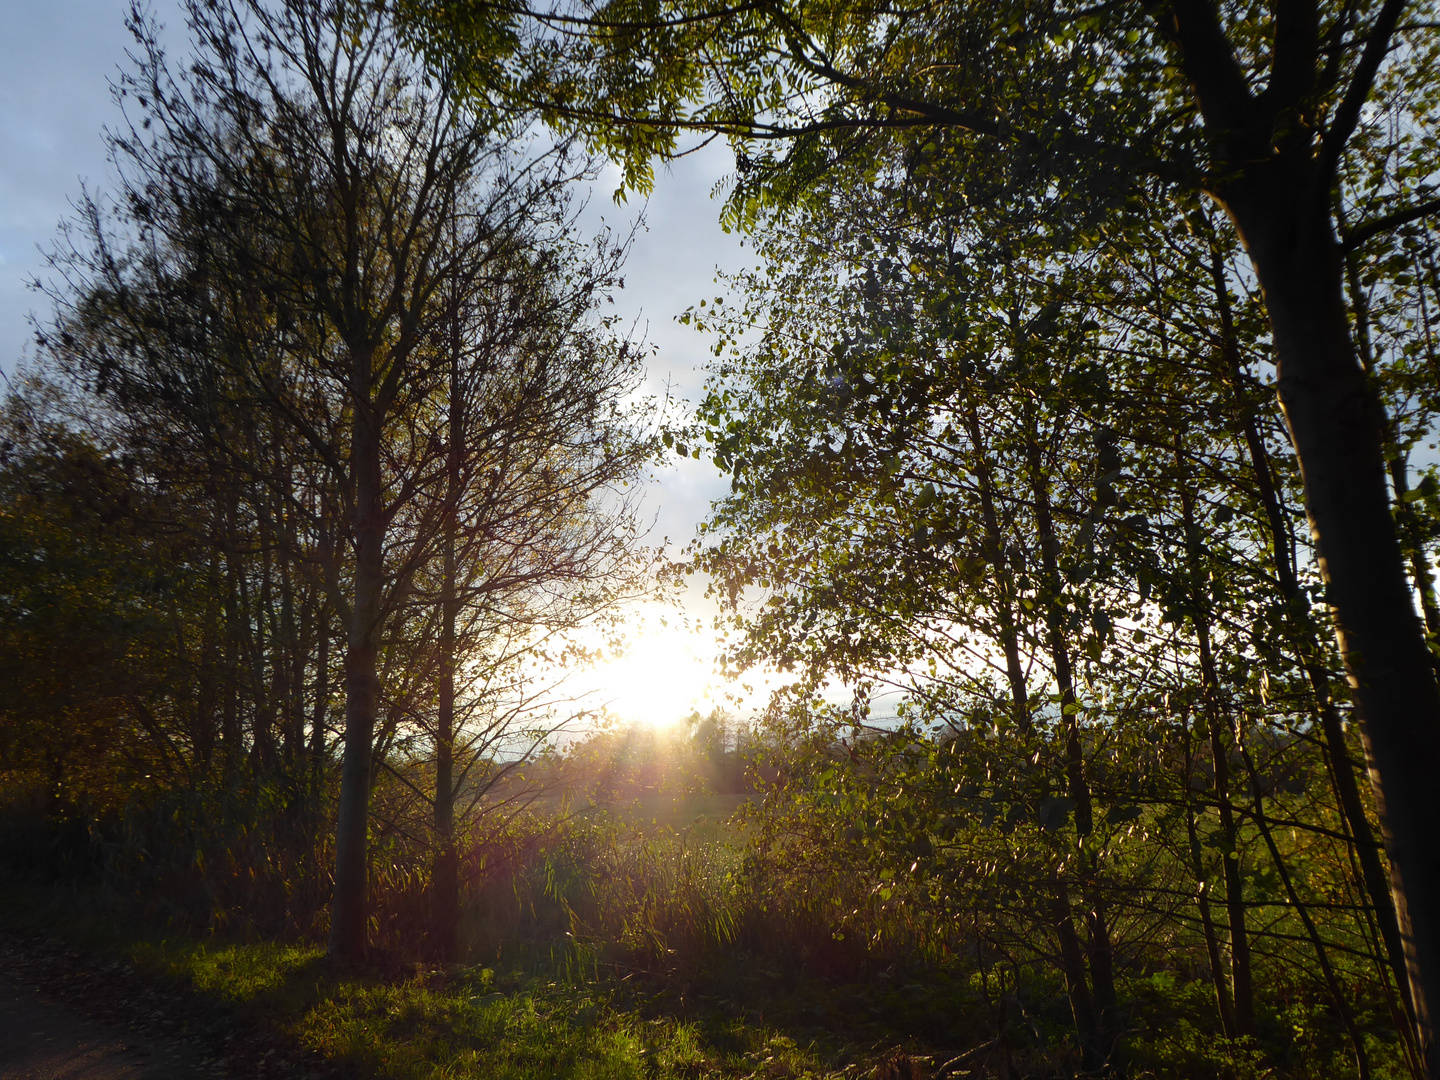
[586,608,724,728]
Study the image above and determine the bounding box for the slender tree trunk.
[329,400,386,963]
[1212,247,1419,1032]
[1389,456,1440,641]
[431,356,463,961]
[196,547,222,773]
[432,533,460,959]
[1180,477,1255,1037]
[1160,5,1440,1057]
[1182,723,1237,1038]
[1227,191,1440,1069]
[1052,882,1104,1073]
[1241,745,1372,1080]
[1341,235,1440,645]
[1154,260,1235,1039]
[276,471,302,765]
[1028,440,1119,1062]
[251,501,278,774]
[1084,900,1118,1064]
[963,399,1106,1070]
[310,599,330,796]
[1029,441,1093,835]
[969,431,1102,1066]
[222,538,241,777]
[294,581,311,766]
[965,413,1029,728]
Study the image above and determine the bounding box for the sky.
[0,0,780,728]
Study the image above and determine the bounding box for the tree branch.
[1342,194,1440,252]
[1161,0,1258,135]
[1267,0,1319,112]
[1318,0,1409,178]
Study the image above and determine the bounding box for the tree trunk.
[431,523,459,959]
[1052,882,1104,1073]
[969,432,1103,1066]
[328,404,386,964]
[1389,455,1440,642]
[310,600,330,798]
[1179,477,1255,1037]
[1341,240,1440,647]
[1029,441,1093,836]
[222,541,241,777]
[1212,246,1419,1033]
[1229,189,1440,1071]
[196,547,221,773]
[1028,439,1119,1061]
[964,413,1029,729]
[254,498,278,773]
[1241,744,1373,1080]
[1182,726,1237,1038]
[431,359,462,961]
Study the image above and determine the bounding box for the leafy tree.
[394,214,658,959]
[681,120,1439,1068]
[0,380,203,832]
[409,0,1440,1058]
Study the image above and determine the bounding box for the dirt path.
[0,974,196,1079]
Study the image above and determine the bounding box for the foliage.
[408,0,1440,1063]
[663,44,1440,1068]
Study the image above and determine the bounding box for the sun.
[586,608,722,729]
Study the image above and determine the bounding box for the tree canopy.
[401,0,1440,1070]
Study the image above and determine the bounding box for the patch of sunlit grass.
[0,883,840,1080]
[131,938,325,1010]
[289,964,854,1080]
